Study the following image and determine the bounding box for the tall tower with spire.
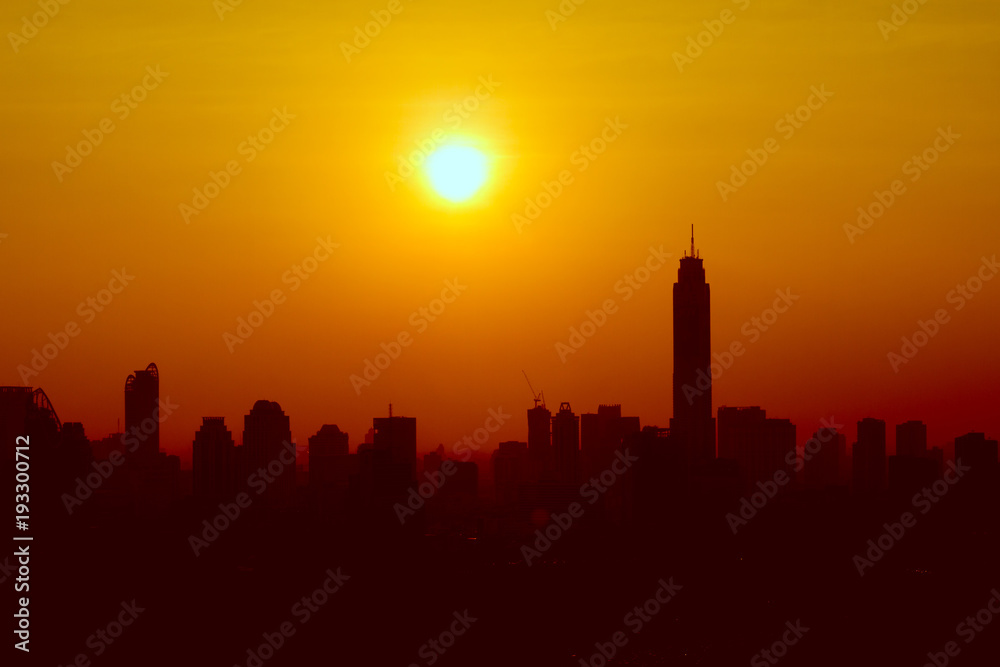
[670,226,716,466]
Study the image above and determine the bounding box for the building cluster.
[2,231,996,533]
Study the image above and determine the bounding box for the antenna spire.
[690,224,695,258]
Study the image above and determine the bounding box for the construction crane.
[522,371,545,408]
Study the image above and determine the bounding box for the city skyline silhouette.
[3,2,998,665]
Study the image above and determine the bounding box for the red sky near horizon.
[1,0,998,467]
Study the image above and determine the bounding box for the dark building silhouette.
[492,440,529,506]
[896,420,927,458]
[955,432,999,470]
[124,362,160,465]
[551,402,580,484]
[803,426,846,490]
[717,406,795,491]
[243,400,294,501]
[887,420,936,498]
[671,227,716,466]
[122,364,180,513]
[354,408,417,513]
[193,417,236,502]
[581,404,640,480]
[625,426,686,528]
[373,408,417,477]
[1,386,88,524]
[308,424,353,512]
[527,402,552,480]
[852,418,887,496]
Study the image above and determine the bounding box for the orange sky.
[2,0,998,466]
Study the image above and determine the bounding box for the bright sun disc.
[426,145,488,202]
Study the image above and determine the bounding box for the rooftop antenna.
[690,224,695,258]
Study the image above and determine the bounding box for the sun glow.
[425,145,488,202]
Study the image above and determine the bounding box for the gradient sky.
[2,0,998,466]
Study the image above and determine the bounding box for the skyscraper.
[671,227,716,466]
[372,409,417,478]
[803,426,846,490]
[527,402,551,478]
[193,417,236,502]
[581,404,640,479]
[309,424,352,505]
[717,406,795,491]
[852,418,887,495]
[551,402,580,484]
[492,441,528,506]
[124,362,160,465]
[896,420,927,458]
[954,432,999,470]
[243,400,294,500]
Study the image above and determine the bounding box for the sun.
[425,145,488,202]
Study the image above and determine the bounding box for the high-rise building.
[372,409,417,478]
[581,404,640,479]
[243,400,294,499]
[717,406,795,491]
[492,441,528,506]
[551,402,580,484]
[896,420,927,458]
[193,417,236,501]
[954,432,999,470]
[355,408,417,511]
[2,386,85,521]
[671,227,716,466]
[124,363,160,465]
[308,424,352,510]
[803,426,846,489]
[852,418,886,495]
[527,403,552,476]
